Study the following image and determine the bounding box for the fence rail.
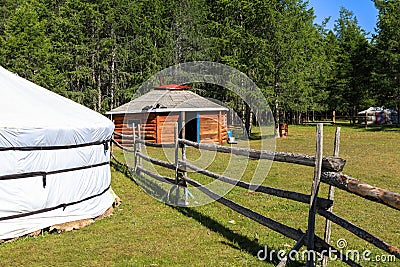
[179,138,346,172]
[132,164,358,266]
[111,124,400,266]
[180,160,333,210]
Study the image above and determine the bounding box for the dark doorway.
[185,112,199,142]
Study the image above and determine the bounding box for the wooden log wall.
[112,111,228,145]
[112,113,157,145]
[199,111,228,145]
[157,113,179,144]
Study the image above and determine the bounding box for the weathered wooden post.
[174,123,180,203]
[137,124,142,168]
[306,123,324,267]
[322,127,341,267]
[132,123,137,171]
[181,125,188,204]
[277,234,307,267]
[174,123,179,181]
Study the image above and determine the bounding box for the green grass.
[0,125,399,266]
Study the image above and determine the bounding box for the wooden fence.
[111,124,399,267]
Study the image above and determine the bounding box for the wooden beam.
[181,160,333,210]
[111,138,135,152]
[136,165,175,184]
[183,175,359,266]
[320,172,400,211]
[318,209,400,259]
[306,123,324,267]
[136,152,176,171]
[179,139,346,172]
[323,127,341,267]
[156,114,160,143]
[136,139,175,148]
[277,234,306,267]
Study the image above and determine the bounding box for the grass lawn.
[0,125,399,266]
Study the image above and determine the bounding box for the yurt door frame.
[183,112,200,143]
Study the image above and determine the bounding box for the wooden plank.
[277,234,306,267]
[174,123,179,181]
[323,127,341,267]
[137,152,176,170]
[182,175,358,267]
[185,175,304,239]
[180,160,333,209]
[320,171,400,211]
[159,115,179,122]
[306,123,324,267]
[156,114,160,143]
[111,139,135,152]
[114,123,127,128]
[179,139,346,172]
[200,130,218,135]
[133,124,137,171]
[318,209,400,259]
[218,112,222,145]
[123,149,357,266]
[137,124,142,167]
[136,166,175,184]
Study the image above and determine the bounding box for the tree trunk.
[91,53,97,112]
[298,111,302,124]
[275,98,280,138]
[110,27,116,110]
[244,102,252,136]
[97,72,101,112]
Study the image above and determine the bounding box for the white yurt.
[0,66,115,240]
[358,107,399,125]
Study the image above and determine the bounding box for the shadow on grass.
[249,132,276,141]
[112,160,303,266]
[111,161,132,179]
[173,206,307,266]
[362,125,400,132]
[111,161,171,200]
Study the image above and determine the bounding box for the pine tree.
[333,7,372,123]
[373,0,400,112]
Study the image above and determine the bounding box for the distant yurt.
[358,107,399,125]
[107,84,229,145]
[0,66,115,240]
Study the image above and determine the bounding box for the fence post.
[322,127,341,267]
[277,233,307,267]
[174,123,180,203]
[137,124,142,168]
[306,123,323,267]
[181,129,189,204]
[132,123,137,171]
[174,123,179,181]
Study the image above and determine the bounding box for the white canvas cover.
[0,66,115,239]
[358,107,399,124]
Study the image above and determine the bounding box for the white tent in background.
[358,107,399,125]
[0,66,115,240]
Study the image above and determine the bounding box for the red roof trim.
[153,84,191,90]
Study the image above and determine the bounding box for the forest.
[0,0,399,126]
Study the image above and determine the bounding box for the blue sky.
[308,0,378,37]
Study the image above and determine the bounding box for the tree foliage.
[373,0,400,110]
[0,0,398,127]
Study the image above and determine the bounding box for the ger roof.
[107,85,228,114]
[0,66,113,147]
